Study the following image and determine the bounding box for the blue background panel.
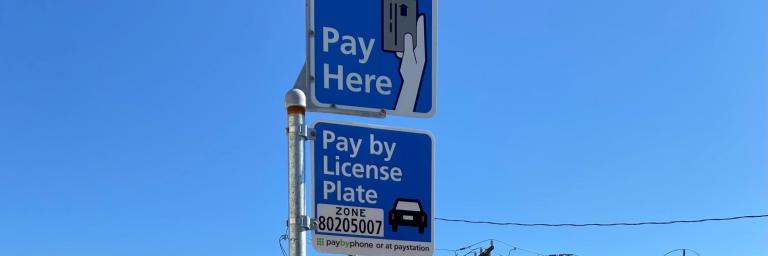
[313,121,433,242]
[313,0,434,113]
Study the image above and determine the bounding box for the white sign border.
[306,0,438,118]
[309,119,436,256]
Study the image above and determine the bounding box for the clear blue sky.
[1,0,766,255]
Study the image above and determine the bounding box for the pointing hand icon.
[395,14,426,113]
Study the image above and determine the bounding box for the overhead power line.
[436,213,768,227]
[278,227,288,256]
[493,239,546,256]
[437,239,545,256]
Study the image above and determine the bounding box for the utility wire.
[278,227,288,256]
[437,239,544,256]
[440,239,493,251]
[492,239,545,256]
[436,213,768,227]
[461,247,483,256]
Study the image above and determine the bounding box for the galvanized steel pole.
[285,89,307,256]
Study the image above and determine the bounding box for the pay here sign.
[311,120,434,256]
[308,0,437,118]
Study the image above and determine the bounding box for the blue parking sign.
[311,120,434,256]
[308,0,437,118]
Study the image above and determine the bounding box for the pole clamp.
[285,125,316,140]
[286,215,312,231]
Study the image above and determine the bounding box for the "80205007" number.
[316,216,382,236]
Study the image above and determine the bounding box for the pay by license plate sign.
[311,120,434,256]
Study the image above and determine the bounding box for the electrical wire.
[492,239,545,256]
[278,227,288,256]
[437,239,544,256]
[436,213,768,227]
[664,249,701,256]
[461,247,484,256]
[447,239,493,251]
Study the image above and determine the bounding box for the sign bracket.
[286,215,312,231]
[309,218,317,231]
[285,124,316,141]
[292,64,387,118]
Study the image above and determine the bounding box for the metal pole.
[286,89,307,256]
